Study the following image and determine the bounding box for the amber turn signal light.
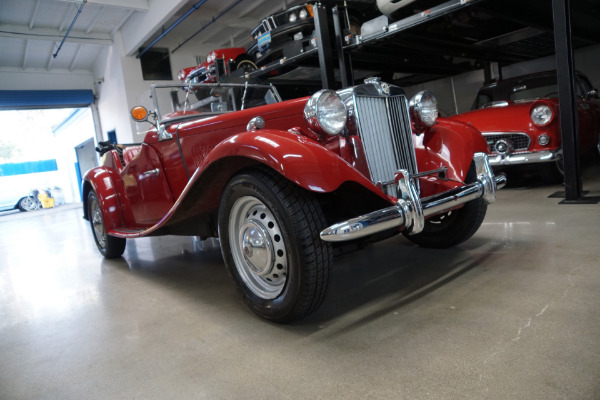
[131,106,148,122]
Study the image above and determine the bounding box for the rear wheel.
[218,169,332,323]
[403,164,488,248]
[88,191,126,258]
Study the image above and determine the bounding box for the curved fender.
[198,129,387,198]
[417,118,489,182]
[82,167,124,232]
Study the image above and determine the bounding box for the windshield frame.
[148,82,282,124]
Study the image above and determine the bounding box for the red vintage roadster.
[83,78,505,322]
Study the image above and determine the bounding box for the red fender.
[197,129,388,199]
[417,118,489,182]
[82,167,124,232]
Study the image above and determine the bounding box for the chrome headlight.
[531,104,553,126]
[409,90,439,128]
[299,9,308,19]
[289,12,297,23]
[304,89,347,136]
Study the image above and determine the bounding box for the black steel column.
[314,3,336,89]
[552,0,583,201]
[332,6,353,88]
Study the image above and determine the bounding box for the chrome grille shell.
[483,132,531,154]
[338,82,419,195]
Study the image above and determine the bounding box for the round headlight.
[531,104,553,126]
[299,9,308,19]
[409,90,439,128]
[289,12,297,23]
[304,89,347,136]
[538,134,550,146]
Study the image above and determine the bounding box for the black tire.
[218,169,332,323]
[539,159,564,184]
[403,164,488,248]
[87,191,126,259]
[17,196,38,212]
[233,56,257,74]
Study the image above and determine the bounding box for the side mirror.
[131,106,149,122]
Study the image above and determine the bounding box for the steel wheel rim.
[229,196,288,299]
[90,197,107,248]
[21,196,37,211]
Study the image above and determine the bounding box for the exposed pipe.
[54,0,87,58]
[171,0,246,54]
[136,0,211,59]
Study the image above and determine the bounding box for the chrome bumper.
[488,150,561,166]
[320,153,506,243]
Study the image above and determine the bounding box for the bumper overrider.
[320,153,507,242]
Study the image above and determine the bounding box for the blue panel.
[0,160,58,177]
[0,90,94,110]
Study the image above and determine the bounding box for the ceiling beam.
[69,43,83,71]
[22,39,30,69]
[52,0,149,11]
[86,5,105,34]
[29,0,41,30]
[0,24,113,46]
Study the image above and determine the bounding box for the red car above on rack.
[82,78,505,322]
[177,47,256,84]
[450,71,600,181]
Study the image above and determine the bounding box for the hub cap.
[229,196,288,299]
[90,198,107,248]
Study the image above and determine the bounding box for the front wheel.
[403,164,488,248]
[18,196,38,212]
[218,169,332,323]
[88,191,126,258]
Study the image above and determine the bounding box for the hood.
[449,100,557,132]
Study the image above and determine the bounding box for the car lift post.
[552,0,582,203]
[313,3,336,89]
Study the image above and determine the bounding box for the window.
[140,48,173,81]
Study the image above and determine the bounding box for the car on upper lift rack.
[82,77,505,322]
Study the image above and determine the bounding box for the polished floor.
[1,166,599,400]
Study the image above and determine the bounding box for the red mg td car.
[177,48,256,84]
[83,78,505,322]
[450,71,600,181]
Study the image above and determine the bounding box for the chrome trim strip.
[488,150,561,166]
[320,153,506,243]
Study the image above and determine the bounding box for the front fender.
[199,129,386,198]
[417,118,489,182]
[82,167,124,232]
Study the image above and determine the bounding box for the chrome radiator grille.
[483,132,531,153]
[354,95,419,189]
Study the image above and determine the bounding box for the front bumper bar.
[320,153,507,243]
[488,149,561,166]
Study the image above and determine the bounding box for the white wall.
[93,29,200,144]
[52,108,97,204]
[0,68,95,91]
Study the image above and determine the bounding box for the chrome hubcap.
[91,199,107,248]
[229,196,288,299]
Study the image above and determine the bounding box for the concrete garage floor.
[1,166,599,400]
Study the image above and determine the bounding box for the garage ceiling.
[0,0,302,73]
[1,0,599,85]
